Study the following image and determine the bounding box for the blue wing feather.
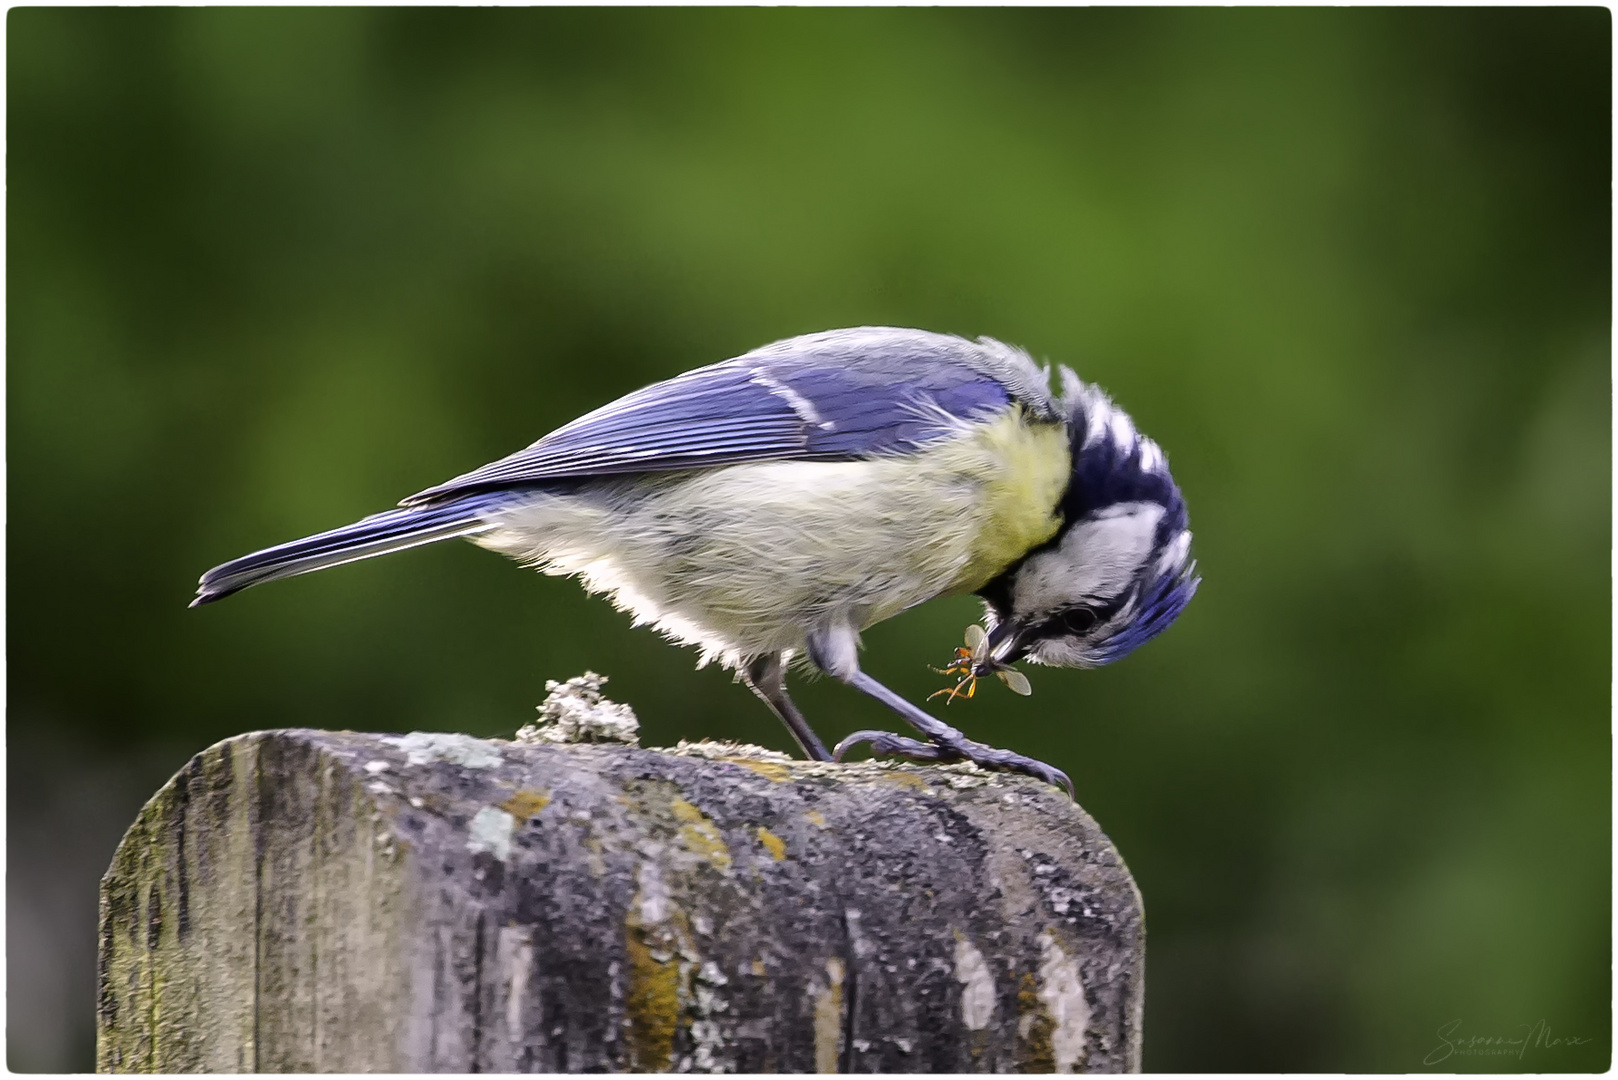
[192,327,1057,606]
[404,327,1053,505]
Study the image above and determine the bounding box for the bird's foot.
[833,728,1073,798]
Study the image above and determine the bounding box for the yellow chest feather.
[941,409,1070,594]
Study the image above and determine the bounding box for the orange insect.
[928,625,1032,704]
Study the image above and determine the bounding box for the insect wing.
[997,669,1033,696]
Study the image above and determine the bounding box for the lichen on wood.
[98,724,1145,1073]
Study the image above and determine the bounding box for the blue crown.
[1059,371,1198,665]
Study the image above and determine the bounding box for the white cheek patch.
[1011,502,1166,618]
[1026,636,1097,669]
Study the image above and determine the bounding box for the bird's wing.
[402,327,1056,505]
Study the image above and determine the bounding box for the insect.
[929,625,1033,703]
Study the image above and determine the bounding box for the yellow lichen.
[584,833,607,877]
[725,757,793,782]
[499,788,551,821]
[813,957,846,1072]
[1017,971,1056,1073]
[672,798,733,872]
[625,924,681,1071]
[756,826,787,861]
[805,810,828,828]
[883,770,932,792]
[670,798,705,824]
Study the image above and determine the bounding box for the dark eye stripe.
[1029,597,1125,642]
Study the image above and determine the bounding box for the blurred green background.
[7,7,1609,1072]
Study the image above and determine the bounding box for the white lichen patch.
[939,767,995,789]
[1037,931,1091,1072]
[467,805,516,861]
[499,926,535,1041]
[516,672,640,746]
[690,962,734,1073]
[383,731,504,770]
[689,1018,731,1073]
[954,933,997,1031]
[664,739,794,763]
[653,743,1009,792]
[636,858,673,926]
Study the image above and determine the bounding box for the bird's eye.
[1060,607,1099,635]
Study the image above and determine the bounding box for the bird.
[192,327,1198,795]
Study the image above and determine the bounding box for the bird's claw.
[834,730,956,762]
[834,728,1073,799]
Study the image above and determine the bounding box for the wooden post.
[98,714,1144,1072]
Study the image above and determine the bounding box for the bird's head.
[976,370,1198,673]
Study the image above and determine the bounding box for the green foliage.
[9,8,1608,1071]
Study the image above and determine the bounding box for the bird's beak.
[975,620,1029,677]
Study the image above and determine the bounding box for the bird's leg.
[837,672,1074,797]
[805,625,1072,797]
[741,652,832,762]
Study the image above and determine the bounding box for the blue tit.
[193,327,1198,795]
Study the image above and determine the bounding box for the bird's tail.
[191,496,505,607]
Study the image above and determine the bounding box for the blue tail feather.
[191,498,500,607]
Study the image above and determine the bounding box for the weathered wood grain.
[98,730,1144,1072]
